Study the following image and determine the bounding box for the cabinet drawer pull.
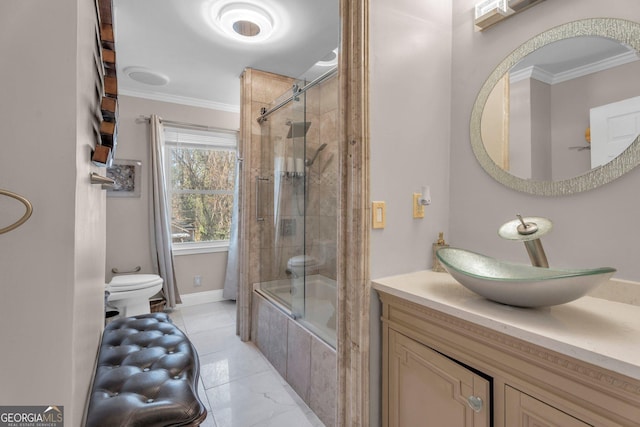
[467,395,483,412]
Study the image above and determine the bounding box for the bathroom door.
[590,95,640,168]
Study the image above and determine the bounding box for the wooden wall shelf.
[92,0,118,166]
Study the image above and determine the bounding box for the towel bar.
[0,189,33,235]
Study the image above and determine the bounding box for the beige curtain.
[149,114,181,307]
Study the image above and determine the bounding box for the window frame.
[163,125,238,255]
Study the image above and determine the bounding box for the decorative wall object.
[91,0,119,167]
[106,160,141,197]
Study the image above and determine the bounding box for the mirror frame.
[470,18,640,196]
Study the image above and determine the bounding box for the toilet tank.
[311,239,336,264]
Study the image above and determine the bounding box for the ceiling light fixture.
[214,2,275,42]
[315,48,339,67]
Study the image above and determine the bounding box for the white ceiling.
[510,36,638,83]
[113,0,340,111]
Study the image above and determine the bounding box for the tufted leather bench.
[85,313,207,427]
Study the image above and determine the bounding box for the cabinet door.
[505,386,592,427]
[387,330,491,427]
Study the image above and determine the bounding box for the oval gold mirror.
[470,18,640,195]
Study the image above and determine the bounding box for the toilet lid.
[288,255,319,267]
[109,274,163,289]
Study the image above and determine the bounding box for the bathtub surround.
[252,291,337,426]
[169,301,325,426]
[257,275,338,348]
[240,66,339,423]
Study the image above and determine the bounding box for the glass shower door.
[257,84,308,319]
[256,70,339,347]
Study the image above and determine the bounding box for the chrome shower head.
[305,143,327,167]
[286,121,312,138]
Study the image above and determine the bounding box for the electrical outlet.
[413,193,425,219]
[193,275,202,287]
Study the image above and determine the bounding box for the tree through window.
[164,126,237,247]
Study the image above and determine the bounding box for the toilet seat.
[108,274,164,292]
[287,255,320,268]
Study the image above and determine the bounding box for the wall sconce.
[475,0,545,30]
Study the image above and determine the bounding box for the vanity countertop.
[372,270,640,381]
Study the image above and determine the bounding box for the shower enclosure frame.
[255,67,338,348]
[236,1,370,424]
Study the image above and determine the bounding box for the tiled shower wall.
[306,76,339,281]
[241,69,296,287]
[244,69,338,286]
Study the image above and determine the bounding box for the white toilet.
[286,240,335,317]
[106,274,164,317]
[286,239,334,279]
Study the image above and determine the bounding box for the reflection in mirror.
[471,18,640,195]
[482,36,640,181]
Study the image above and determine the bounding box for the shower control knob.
[467,395,483,413]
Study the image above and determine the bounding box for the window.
[163,125,237,254]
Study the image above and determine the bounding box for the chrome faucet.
[498,214,552,268]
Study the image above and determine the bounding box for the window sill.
[172,242,230,256]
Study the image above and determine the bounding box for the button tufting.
[86,313,205,427]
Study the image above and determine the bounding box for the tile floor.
[168,300,325,427]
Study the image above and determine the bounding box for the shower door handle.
[255,176,269,222]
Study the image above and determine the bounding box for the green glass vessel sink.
[436,247,616,307]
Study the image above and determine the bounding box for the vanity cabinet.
[378,289,640,427]
[387,329,490,426]
[505,386,590,427]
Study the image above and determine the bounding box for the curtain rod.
[137,115,244,162]
[136,116,238,135]
[257,67,338,124]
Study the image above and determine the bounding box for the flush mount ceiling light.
[211,2,276,43]
[124,67,170,86]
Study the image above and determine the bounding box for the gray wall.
[370,0,452,280]
[369,0,452,426]
[107,95,239,295]
[450,0,640,280]
[0,0,105,424]
[551,60,640,180]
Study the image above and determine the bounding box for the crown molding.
[119,88,240,113]
[510,50,639,85]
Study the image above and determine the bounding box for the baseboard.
[178,289,228,307]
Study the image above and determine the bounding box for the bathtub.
[252,275,338,425]
[254,274,336,349]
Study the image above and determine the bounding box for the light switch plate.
[413,193,425,218]
[372,201,386,229]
